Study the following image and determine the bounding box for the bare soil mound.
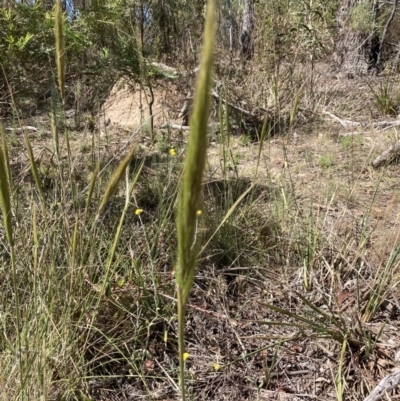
[102,78,182,130]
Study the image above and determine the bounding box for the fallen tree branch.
[373,120,400,130]
[5,126,38,132]
[322,111,361,128]
[211,90,256,117]
[339,131,367,137]
[372,140,400,168]
[323,110,400,132]
[160,122,190,131]
[363,369,400,401]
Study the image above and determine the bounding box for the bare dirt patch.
[102,79,183,130]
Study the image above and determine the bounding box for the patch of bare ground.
[102,78,184,130]
[3,67,400,401]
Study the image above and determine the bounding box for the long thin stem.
[177,288,186,401]
[10,245,23,397]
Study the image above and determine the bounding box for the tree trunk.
[240,0,254,60]
[332,0,380,76]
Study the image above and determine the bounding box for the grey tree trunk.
[240,0,254,59]
[332,0,380,76]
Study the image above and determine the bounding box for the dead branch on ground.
[363,369,400,401]
[372,141,400,168]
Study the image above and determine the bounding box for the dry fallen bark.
[372,140,400,168]
[363,370,400,401]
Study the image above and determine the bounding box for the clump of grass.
[318,153,335,168]
[362,245,400,322]
[340,135,353,149]
[366,78,399,116]
[97,144,137,216]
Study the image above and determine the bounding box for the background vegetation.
[1,0,400,400]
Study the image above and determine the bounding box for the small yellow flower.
[196,210,202,216]
[169,148,176,156]
[213,363,221,371]
[135,208,144,215]
[183,352,190,361]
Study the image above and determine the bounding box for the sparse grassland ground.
[1,67,400,401]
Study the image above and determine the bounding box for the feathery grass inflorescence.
[24,132,45,213]
[55,0,65,102]
[0,126,13,248]
[176,0,215,399]
[1,126,12,188]
[97,144,137,217]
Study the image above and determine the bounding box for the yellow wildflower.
[183,352,190,361]
[213,363,220,371]
[169,148,176,156]
[135,208,143,215]
[196,210,202,216]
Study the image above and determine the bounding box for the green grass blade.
[85,163,99,215]
[1,125,12,187]
[336,337,347,401]
[256,114,269,175]
[0,141,13,246]
[259,301,345,342]
[104,158,144,278]
[289,90,301,131]
[225,90,230,147]
[50,111,59,160]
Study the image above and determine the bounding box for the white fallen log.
[363,369,400,401]
[323,110,400,131]
[373,120,400,127]
[322,111,361,128]
[5,126,38,132]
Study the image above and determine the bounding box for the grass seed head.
[55,0,65,102]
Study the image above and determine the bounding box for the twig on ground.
[322,111,361,128]
[211,90,256,117]
[372,140,400,168]
[160,122,190,130]
[363,369,400,401]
